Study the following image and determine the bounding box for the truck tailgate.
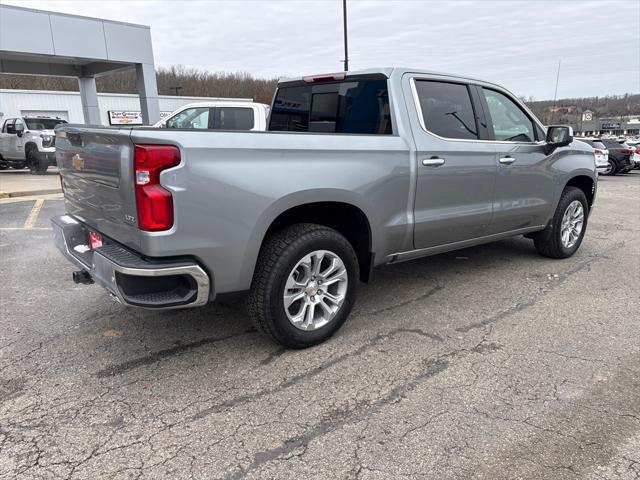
[56,126,141,249]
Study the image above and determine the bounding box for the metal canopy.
[0,4,160,124]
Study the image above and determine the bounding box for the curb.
[0,188,62,199]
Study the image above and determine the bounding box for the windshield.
[24,118,67,130]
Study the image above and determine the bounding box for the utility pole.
[550,59,561,124]
[342,0,349,71]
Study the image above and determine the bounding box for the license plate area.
[88,231,103,250]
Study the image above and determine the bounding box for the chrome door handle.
[499,156,515,165]
[422,158,445,167]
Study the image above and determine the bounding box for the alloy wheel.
[283,249,348,331]
[560,200,584,249]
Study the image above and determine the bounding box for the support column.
[78,77,102,125]
[135,63,160,125]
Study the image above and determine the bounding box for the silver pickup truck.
[52,67,597,348]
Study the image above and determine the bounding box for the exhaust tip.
[72,270,94,285]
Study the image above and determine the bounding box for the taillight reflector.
[134,145,180,231]
[88,231,103,250]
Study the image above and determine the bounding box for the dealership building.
[574,114,640,137]
[0,4,253,127]
[0,89,251,126]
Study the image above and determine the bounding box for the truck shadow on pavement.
[91,235,546,378]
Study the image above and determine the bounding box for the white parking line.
[0,193,63,204]
[0,227,52,231]
[23,199,45,229]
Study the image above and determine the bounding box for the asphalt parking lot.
[1,173,639,480]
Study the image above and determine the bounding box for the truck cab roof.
[279,67,505,91]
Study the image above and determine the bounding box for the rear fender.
[237,189,375,289]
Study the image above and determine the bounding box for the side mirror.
[545,125,573,154]
[16,131,23,138]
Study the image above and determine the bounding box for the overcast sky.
[4,0,640,99]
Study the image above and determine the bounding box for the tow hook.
[72,270,94,285]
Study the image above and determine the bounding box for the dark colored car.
[599,138,634,174]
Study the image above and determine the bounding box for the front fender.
[546,143,597,224]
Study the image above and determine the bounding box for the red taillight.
[594,149,602,154]
[620,149,631,154]
[134,145,180,231]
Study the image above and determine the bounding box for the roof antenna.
[550,59,561,124]
[341,0,349,71]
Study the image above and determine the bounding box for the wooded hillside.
[1,67,638,119]
[525,94,640,125]
[0,66,278,104]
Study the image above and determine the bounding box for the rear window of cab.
[269,76,392,135]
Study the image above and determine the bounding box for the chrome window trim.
[409,77,547,147]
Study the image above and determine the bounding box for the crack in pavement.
[455,241,625,333]
[190,326,444,421]
[93,286,443,379]
[224,358,451,480]
[94,329,253,378]
[354,285,443,318]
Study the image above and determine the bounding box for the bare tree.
[1,68,637,115]
[0,66,279,104]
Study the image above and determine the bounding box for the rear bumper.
[51,215,211,309]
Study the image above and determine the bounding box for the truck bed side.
[56,126,413,294]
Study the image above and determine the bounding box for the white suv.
[577,137,611,175]
[0,116,67,174]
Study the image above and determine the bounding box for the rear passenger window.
[414,80,478,140]
[269,77,392,134]
[215,107,254,130]
[482,88,535,143]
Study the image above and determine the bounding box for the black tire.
[11,161,26,170]
[27,147,47,175]
[534,187,588,259]
[247,223,359,349]
[602,159,617,176]
[0,162,8,170]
